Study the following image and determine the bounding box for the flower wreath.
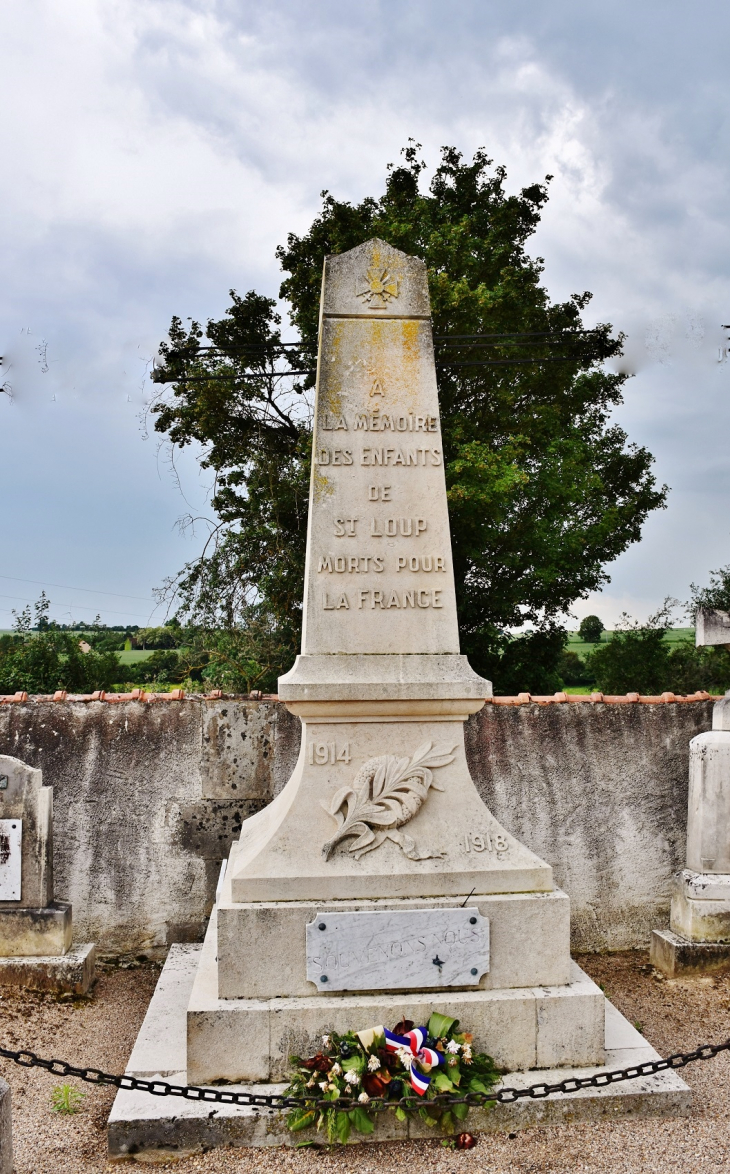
[285,1012,500,1145]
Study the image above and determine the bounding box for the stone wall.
[0,694,714,955]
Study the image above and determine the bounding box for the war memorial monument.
[109,241,689,1156]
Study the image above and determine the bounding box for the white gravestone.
[650,622,730,969]
[0,755,95,989]
[663,612,730,943]
[184,240,605,1084]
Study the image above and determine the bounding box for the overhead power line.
[0,592,154,621]
[0,575,153,602]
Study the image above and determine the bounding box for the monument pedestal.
[0,756,95,993]
[651,870,730,976]
[188,902,604,1085]
[652,711,730,976]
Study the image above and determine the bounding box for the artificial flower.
[344,1070,360,1085]
[367,1055,381,1071]
[446,1040,461,1054]
[358,1091,370,1104]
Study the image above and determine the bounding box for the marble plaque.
[306,907,489,992]
[0,819,22,901]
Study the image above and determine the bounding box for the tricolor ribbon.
[383,1026,444,1095]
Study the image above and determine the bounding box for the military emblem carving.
[321,741,455,861]
[356,266,400,308]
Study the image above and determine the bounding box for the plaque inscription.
[306,907,489,992]
[0,819,22,901]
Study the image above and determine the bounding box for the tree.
[578,615,604,643]
[151,145,667,693]
[586,607,672,694]
[689,566,730,616]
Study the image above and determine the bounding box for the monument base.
[0,943,95,994]
[669,870,730,942]
[651,870,730,976]
[107,945,690,1161]
[0,900,72,957]
[185,909,604,1084]
[650,929,730,977]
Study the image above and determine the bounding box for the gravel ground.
[0,952,729,1172]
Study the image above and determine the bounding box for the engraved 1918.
[463,830,508,855]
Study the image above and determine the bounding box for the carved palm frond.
[321,742,456,860]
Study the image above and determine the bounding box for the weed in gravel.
[51,1083,85,1114]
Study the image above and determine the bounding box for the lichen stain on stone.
[312,465,334,504]
[319,323,345,417]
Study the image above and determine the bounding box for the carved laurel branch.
[321,741,456,862]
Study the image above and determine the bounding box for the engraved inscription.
[333,517,358,536]
[361,447,441,466]
[321,741,456,861]
[318,555,384,573]
[354,412,438,431]
[397,556,446,572]
[0,819,22,901]
[368,485,392,500]
[322,592,350,610]
[321,413,348,431]
[370,517,427,536]
[356,589,443,609]
[308,741,352,765]
[306,907,490,992]
[316,448,353,465]
[464,830,509,857]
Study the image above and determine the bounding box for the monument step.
[0,942,95,994]
[108,944,690,1160]
[650,928,730,977]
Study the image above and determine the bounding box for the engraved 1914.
[308,742,351,766]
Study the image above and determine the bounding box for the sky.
[1,0,729,631]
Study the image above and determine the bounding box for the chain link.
[0,1036,727,1113]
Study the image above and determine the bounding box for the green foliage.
[688,566,730,617]
[664,642,730,695]
[485,625,568,694]
[584,602,730,695]
[586,605,673,694]
[151,145,666,690]
[133,626,184,650]
[51,1084,85,1114]
[578,615,604,643]
[0,628,121,695]
[559,648,595,687]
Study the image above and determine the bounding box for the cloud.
[0,0,729,623]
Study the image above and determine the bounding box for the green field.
[565,627,694,660]
[117,650,155,665]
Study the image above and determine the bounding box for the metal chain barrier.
[0,1036,728,1113]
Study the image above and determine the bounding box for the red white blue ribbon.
[383,1026,444,1095]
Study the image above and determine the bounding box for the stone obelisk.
[187,240,604,1083]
